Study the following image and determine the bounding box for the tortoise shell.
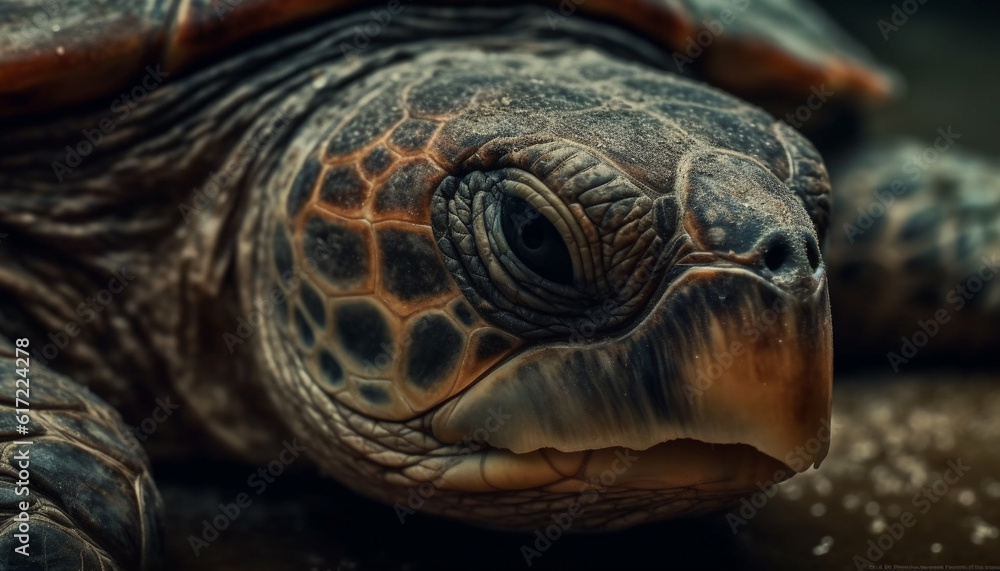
[0,0,896,114]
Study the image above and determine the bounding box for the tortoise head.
[248,48,832,530]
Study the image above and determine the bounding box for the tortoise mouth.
[417,437,794,530]
[435,438,792,495]
[430,265,833,477]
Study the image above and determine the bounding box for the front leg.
[0,336,162,570]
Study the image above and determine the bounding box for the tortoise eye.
[500,195,573,284]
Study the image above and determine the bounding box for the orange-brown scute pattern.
[275,100,522,421]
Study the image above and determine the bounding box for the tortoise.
[0,0,997,568]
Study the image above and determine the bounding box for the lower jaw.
[409,439,791,531]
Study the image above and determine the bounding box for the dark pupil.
[500,195,573,284]
[522,221,545,250]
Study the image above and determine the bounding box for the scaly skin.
[0,336,161,570]
[0,5,834,545]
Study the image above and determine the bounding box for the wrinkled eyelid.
[493,170,586,266]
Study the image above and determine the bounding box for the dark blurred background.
[818,0,1000,156]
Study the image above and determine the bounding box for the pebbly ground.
[159,375,1000,570]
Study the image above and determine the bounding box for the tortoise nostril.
[758,231,822,288]
[763,239,792,272]
[805,236,820,271]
